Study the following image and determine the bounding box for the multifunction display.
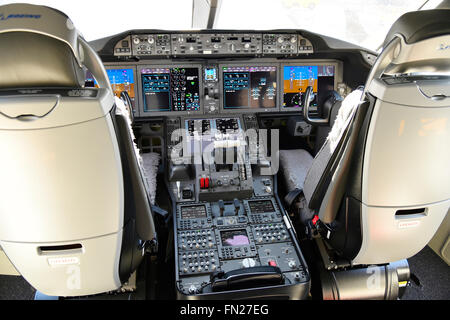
[283,65,335,109]
[248,200,275,214]
[141,67,200,112]
[181,205,207,219]
[86,68,136,109]
[220,229,250,246]
[223,66,277,110]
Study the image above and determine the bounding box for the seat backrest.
[303,9,450,265]
[0,3,155,296]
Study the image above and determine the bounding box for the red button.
[312,215,319,225]
[268,260,277,267]
[200,178,205,189]
[205,177,209,188]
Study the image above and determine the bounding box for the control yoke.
[303,86,332,126]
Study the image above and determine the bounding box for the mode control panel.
[131,34,171,56]
[263,33,298,55]
[171,33,262,55]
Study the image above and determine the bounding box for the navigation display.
[141,67,200,112]
[283,65,335,109]
[223,66,277,109]
[86,68,136,109]
[221,229,250,246]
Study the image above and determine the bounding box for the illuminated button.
[268,260,277,267]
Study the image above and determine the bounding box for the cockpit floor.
[0,245,448,300]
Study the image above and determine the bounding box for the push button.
[268,260,277,267]
[200,178,205,189]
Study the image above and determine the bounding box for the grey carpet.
[402,246,450,300]
[0,275,35,300]
[0,246,448,300]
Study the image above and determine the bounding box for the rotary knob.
[288,260,297,269]
[244,43,250,49]
[242,258,256,268]
[147,37,154,44]
[290,36,297,43]
[133,37,140,45]
[188,285,197,294]
[277,36,284,44]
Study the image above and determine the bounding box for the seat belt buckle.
[305,214,320,240]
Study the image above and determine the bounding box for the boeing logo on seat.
[437,43,450,51]
[0,13,42,21]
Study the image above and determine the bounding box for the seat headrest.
[0,32,84,88]
[383,9,450,47]
[0,3,84,88]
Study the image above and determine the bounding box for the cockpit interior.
[0,1,449,303]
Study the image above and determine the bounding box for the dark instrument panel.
[88,30,357,118]
[95,60,341,118]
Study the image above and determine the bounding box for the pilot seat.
[0,4,158,297]
[279,9,450,299]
